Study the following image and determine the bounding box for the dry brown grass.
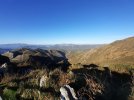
[1,64,134,100]
[67,37,134,66]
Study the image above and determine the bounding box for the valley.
[0,37,134,100]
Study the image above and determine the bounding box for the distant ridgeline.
[0,44,104,51]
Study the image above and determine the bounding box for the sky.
[0,0,134,44]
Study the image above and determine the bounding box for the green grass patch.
[3,88,17,100]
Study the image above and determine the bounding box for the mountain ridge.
[67,37,134,66]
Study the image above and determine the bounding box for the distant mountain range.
[1,37,134,66]
[0,44,105,51]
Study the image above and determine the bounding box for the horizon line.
[0,43,107,45]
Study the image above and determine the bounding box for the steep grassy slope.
[67,37,134,66]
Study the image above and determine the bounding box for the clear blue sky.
[0,0,134,44]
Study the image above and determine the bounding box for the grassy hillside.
[67,37,134,67]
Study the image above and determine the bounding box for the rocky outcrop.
[60,85,78,100]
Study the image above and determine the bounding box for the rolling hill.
[2,48,70,70]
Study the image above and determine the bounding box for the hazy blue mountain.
[0,44,105,51]
[0,48,11,54]
[0,44,28,49]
